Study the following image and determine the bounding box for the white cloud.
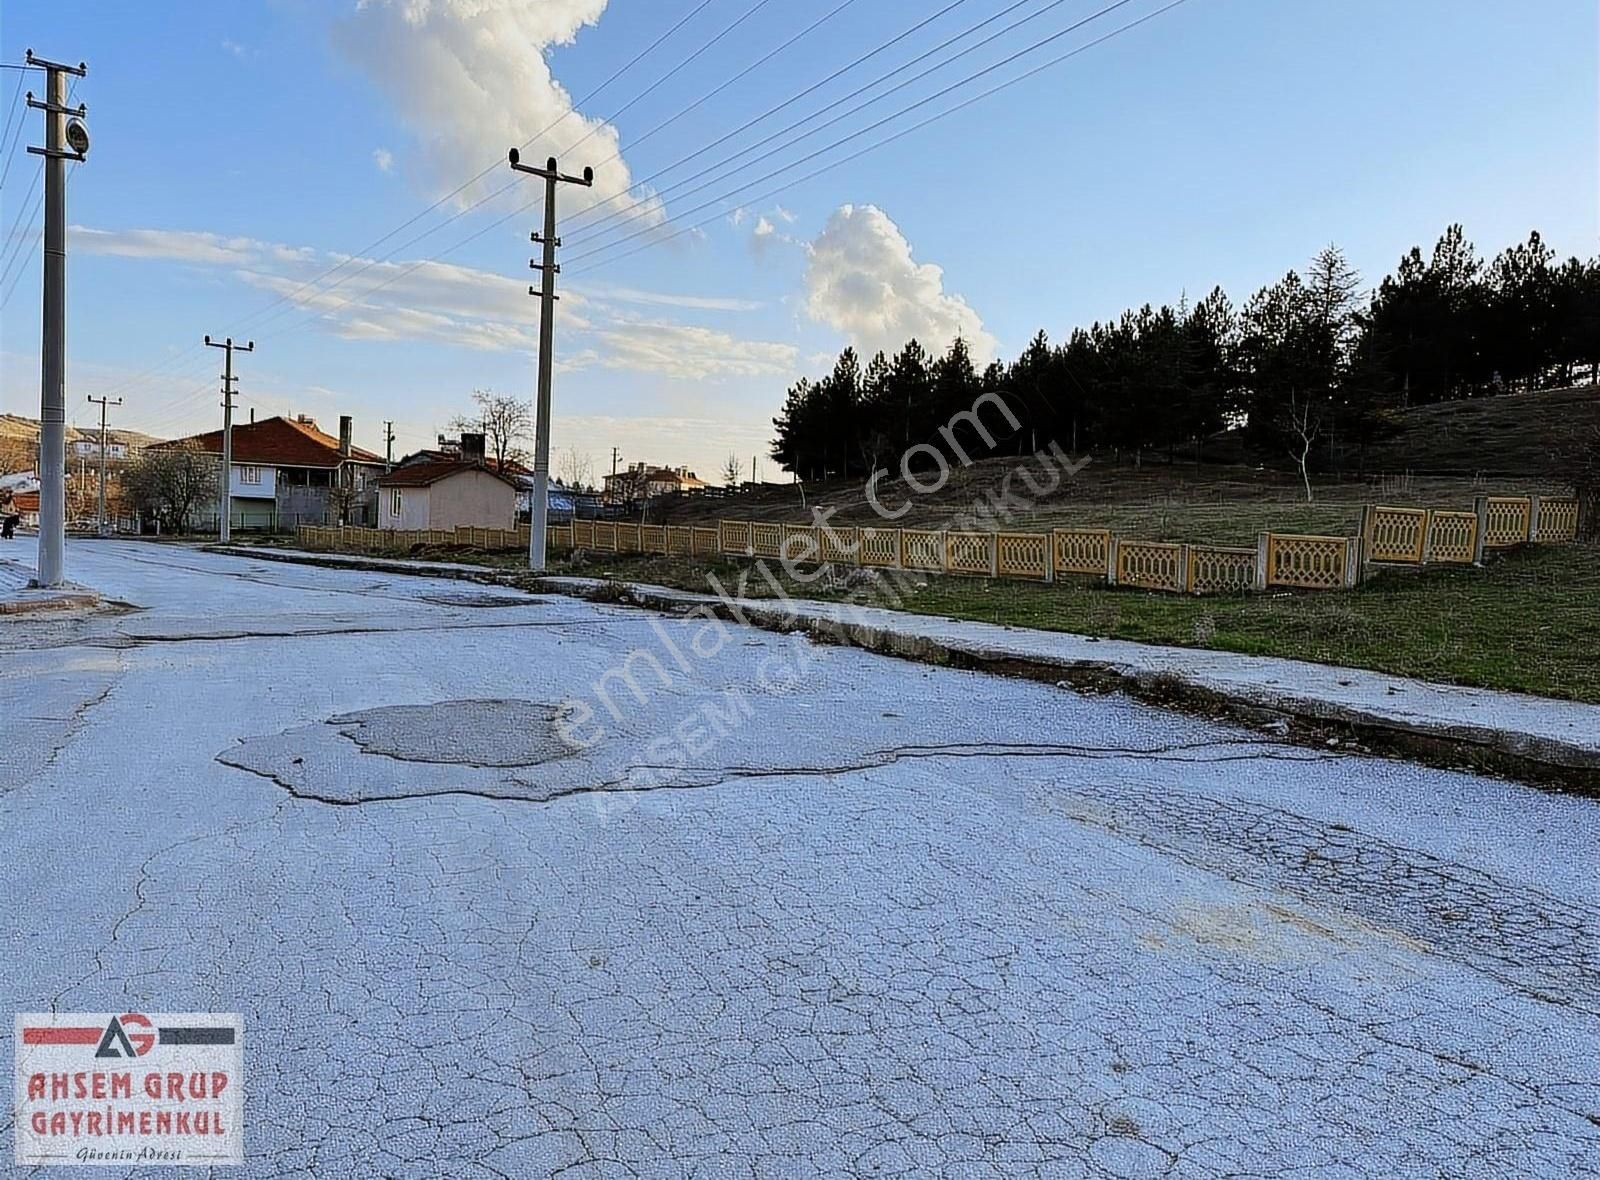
[372,148,394,173]
[333,0,660,227]
[773,205,797,224]
[583,317,797,381]
[71,226,261,265]
[67,223,793,378]
[221,39,245,58]
[803,204,995,363]
[753,216,776,239]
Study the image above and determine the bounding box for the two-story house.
[158,414,386,529]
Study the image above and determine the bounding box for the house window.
[239,465,262,485]
[390,490,403,516]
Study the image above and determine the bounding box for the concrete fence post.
[1179,544,1193,595]
[1472,496,1488,565]
[1420,510,1436,565]
[1105,538,1119,587]
[988,533,998,578]
[1254,532,1271,590]
[1344,537,1362,588]
[1529,494,1543,543]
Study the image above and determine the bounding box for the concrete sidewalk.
[0,535,100,615]
[215,544,1600,786]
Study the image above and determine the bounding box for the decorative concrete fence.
[300,491,1583,600]
[296,523,571,553]
[1361,495,1580,569]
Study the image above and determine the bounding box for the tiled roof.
[376,460,520,489]
[157,416,384,468]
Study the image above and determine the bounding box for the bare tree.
[1282,391,1323,503]
[721,454,743,488]
[450,390,532,470]
[123,441,218,533]
[557,446,594,490]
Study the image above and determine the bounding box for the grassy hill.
[0,414,165,452]
[646,388,1593,547]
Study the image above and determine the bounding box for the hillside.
[1356,384,1598,476]
[0,414,165,451]
[645,388,1591,547]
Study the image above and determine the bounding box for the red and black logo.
[21,1015,236,1058]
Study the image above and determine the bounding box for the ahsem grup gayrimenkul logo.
[14,1012,244,1167]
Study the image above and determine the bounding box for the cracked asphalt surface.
[3,541,1598,1178]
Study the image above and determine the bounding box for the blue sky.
[0,0,1594,479]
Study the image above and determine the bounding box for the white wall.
[230,463,277,500]
[379,486,431,530]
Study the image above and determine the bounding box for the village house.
[377,434,519,531]
[157,414,386,529]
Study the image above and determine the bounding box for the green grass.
[500,543,1600,705]
[274,535,1600,705]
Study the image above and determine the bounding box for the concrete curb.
[205,545,1600,792]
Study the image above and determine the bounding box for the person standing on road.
[0,490,17,540]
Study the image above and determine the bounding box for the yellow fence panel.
[1366,506,1427,564]
[1266,533,1348,589]
[782,524,820,563]
[640,525,667,554]
[1187,546,1256,595]
[548,525,572,551]
[592,522,617,551]
[615,523,642,553]
[750,522,783,559]
[666,526,694,556]
[996,532,1050,581]
[692,527,719,556]
[572,520,594,548]
[901,530,943,571]
[1118,541,1186,592]
[1426,511,1477,564]
[1483,496,1531,548]
[719,519,751,555]
[858,528,901,567]
[1537,497,1579,543]
[820,526,859,564]
[945,532,996,576]
[1053,528,1111,577]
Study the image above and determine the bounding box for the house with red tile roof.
[376,459,519,531]
[155,414,387,529]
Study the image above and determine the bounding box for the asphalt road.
[3,540,1597,1178]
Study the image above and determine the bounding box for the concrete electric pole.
[24,50,88,588]
[86,393,121,536]
[383,421,395,470]
[508,150,593,573]
[203,335,253,544]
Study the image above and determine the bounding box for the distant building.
[69,437,132,463]
[602,462,707,504]
[155,414,386,529]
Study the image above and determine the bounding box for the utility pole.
[86,393,121,536]
[383,421,396,470]
[203,335,254,543]
[24,50,88,588]
[508,149,593,573]
[611,447,620,477]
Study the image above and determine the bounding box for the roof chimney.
[460,432,486,465]
[339,415,353,457]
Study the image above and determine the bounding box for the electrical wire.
[564,0,1146,267]
[569,0,1194,277]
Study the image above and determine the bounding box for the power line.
[0,71,28,187]
[564,0,1146,268]
[90,1,721,401]
[570,0,1195,277]
[565,0,1089,254]
[563,0,1026,243]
